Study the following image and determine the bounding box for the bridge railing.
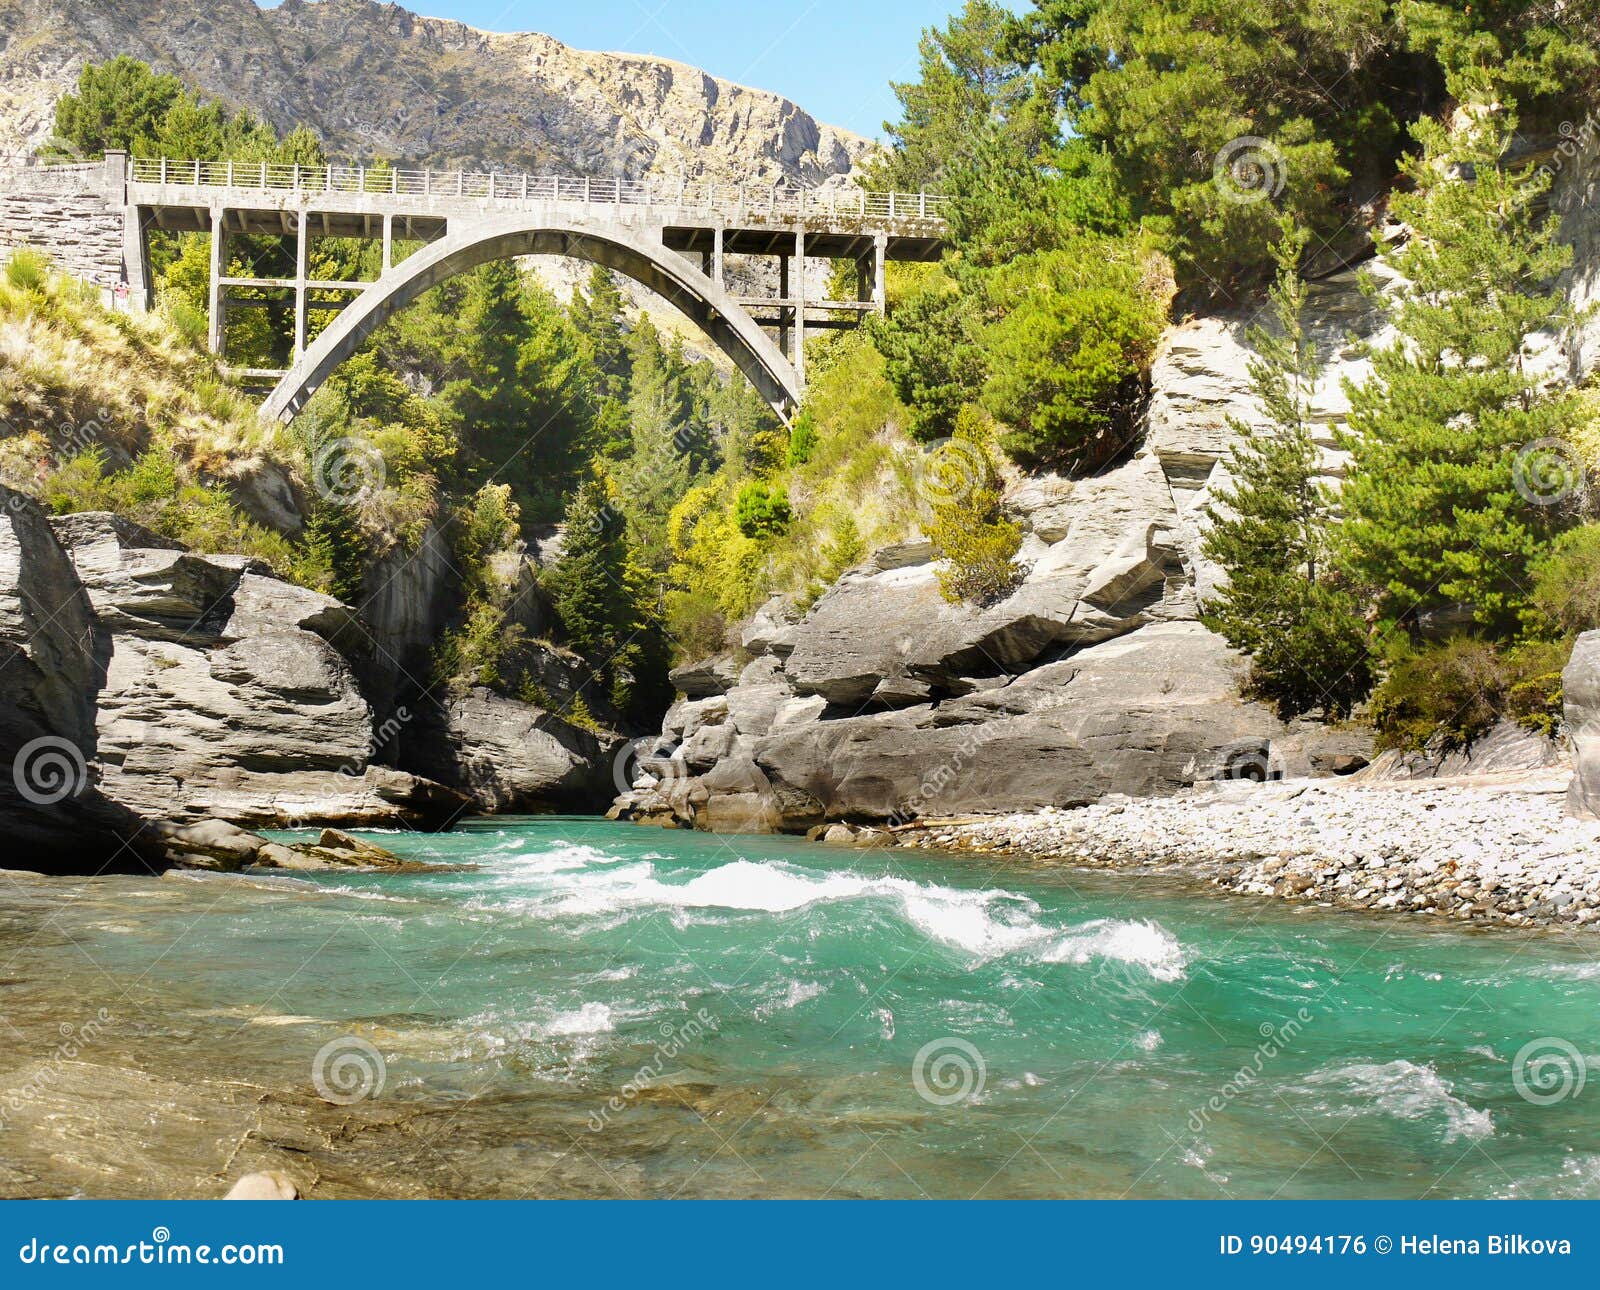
[126,158,950,224]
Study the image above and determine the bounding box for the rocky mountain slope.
[0,0,870,183]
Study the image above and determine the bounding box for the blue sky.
[256,1,966,139]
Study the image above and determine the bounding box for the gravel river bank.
[895,769,1600,930]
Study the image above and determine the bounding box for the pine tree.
[1336,101,1578,637]
[570,266,631,403]
[546,470,671,717]
[1201,219,1371,719]
[50,56,184,157]
[546,471,636,671]
[614,317,695,567]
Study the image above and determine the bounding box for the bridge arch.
[261,215,801,423]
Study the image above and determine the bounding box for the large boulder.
[49,512,460,830]
[1566,632,1600,819]
[0,488,158,869]
[758,622,1361,821]
[415,688,621,813]
[784,454,1194,706]
[614,619,1371,834]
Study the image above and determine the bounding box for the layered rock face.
[1566,632,1600,820]
[1,484,638,866]
[46,510,464,830]
[413,688,622,814]
[0,0,869,183]
[0,486,159,868]
[612,424,1376,833]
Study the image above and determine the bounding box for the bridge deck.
[127,159,947,261]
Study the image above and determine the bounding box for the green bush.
[5,249,50,293]
[1505,640,1571,739]
[1368,636,1570,752]
[1527,524,1600,639]
[925,409,1024,606]
[1369,637,1507,753]
[786,412,818,468]
[734,480,792,540]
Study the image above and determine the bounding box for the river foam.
[470,852,1188,979]
[1299,1060,1494,1143]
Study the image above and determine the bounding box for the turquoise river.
[3,817,1599,1198]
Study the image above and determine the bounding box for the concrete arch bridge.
[115,157,949,419]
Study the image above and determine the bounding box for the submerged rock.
[223,1172,299,1200]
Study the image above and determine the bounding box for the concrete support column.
[207,206,227,355]
[712,225,724,287]
[103,150,128,202]
[793,230,806,392]
[294,208,309,361]
[382,214,393,273]
[778,252,790,358]
[872,232,888,316]
[122,207,152,312]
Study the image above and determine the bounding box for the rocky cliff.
[0,0,870,184]
[0,484,630,870]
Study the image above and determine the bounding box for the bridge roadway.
[119,158,949,418]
